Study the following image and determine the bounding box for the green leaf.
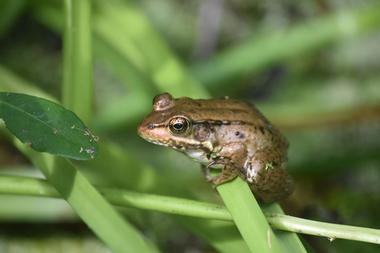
[0,92,98,160]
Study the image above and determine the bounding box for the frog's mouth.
[145,138,169,147]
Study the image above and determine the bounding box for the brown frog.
[137,93,294,202]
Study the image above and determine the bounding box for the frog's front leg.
[205,142,247,185]
[201,164,213,182]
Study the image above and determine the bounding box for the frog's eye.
[169,117,190,135]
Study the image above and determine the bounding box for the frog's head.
[138,93,213,152]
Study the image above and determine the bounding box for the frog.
[137,93,294,202]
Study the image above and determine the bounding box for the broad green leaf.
[0,92,98,160]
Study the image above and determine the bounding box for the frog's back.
[174,97,270,126]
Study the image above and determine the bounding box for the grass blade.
[0,68,157,252]
[177,218,251,253]
[217,178,293,252]
[9,143,159,253]
[264,204,308,252]
[191,3,380,87]
[62,0,93,123]
[93,0,208,98]
[16,1,160,251]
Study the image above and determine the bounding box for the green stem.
[103,188,231,220]
[62,0,92,123]
[266,213,380,245]
[62,1,158,251]
[2,175,378,245]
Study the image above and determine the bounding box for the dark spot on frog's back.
[235,131,245,139]
[259,126,265,135]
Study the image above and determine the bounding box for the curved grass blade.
[191,3,380,87]
[0,92,98,160]
[217,178,286,253]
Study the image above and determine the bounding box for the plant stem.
[266,213,380,245]
[13,1,158,252]
[1,175,378,245]
[62,0,92,123]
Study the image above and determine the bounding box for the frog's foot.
[208,165,238,186]
[201,162,224,184]
[201,164,213,182]
[208,146,223,160]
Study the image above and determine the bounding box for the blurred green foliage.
[0,0,380,252]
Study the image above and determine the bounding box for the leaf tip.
[84,128,99,143]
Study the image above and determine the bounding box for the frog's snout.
[138,118,166,142]
[137,119,150,138]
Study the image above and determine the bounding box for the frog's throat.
[143,137,170,147]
